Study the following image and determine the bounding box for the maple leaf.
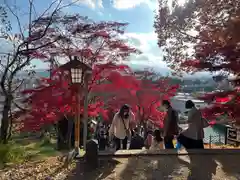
[93,65,178,126]
[155,0,240,124]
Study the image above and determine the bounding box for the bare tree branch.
[11,79,25,93]
[0,53,11,95]
[4,0,24,38]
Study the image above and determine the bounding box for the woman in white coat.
[109,104,134,150]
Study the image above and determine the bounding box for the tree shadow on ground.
[118,150,190,180]
[186,154,217,180]
[66,150,240,179]
[117,150,227,180]
[179,151,240,180]
[66,158,120,180]
[214,154,240,179]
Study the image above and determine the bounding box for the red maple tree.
[17,11,179,135]
[92,65,179,129]
[35,15,139,66]
[155,0,240,124]
[17,16,139,131]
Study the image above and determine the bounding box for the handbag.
[121,117,131,137]
[202,117,209,128]
[200,110,209,128]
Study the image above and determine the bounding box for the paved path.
[67,154,240,180]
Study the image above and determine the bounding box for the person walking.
[177,100,207,149]
[109,104,134,150]
[162,100,179,149]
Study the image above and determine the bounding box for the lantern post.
[59,56,92,154]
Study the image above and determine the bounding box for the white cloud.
[78,0,103,9]
[76,0,158,10]
[112,0,158,10]
[122,32,167,68]
[97,0,103,8]
[123,32,157,51]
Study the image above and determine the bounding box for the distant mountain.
[129,63,212,80]
[32,64,212,80]
[129,63,170,76]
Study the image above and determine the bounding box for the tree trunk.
[7,114,13,140]
[66,119,73,150]
[0,97,11,144]
[57,117,69,150]
[83,81,89,150]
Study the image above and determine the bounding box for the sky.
[1,0,210,77]
[1,0,169,69]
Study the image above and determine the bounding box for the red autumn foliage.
[92,65,179,128]
[34,15,140,65]
[17,13,178,131]
[155,0,240,124]
[19,62,178,131]
[16,16,140,131]
[18,69,105,131]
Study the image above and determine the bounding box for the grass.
[0,134,89,169]
[0,137,60,168]
[23,140,59,160]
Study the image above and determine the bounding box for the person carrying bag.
[178,100,207,149]
[121,116,131,138]
[109,104,134,150]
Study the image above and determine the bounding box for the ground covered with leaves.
[1,152,240,180]
[0,136,74,180]
[0,136,239,180]
[0,156,75,180]
[67,155,240,180]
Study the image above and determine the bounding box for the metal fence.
[204,134,226,148]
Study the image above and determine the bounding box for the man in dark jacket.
[162,100,179,149]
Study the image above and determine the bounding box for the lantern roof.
[59,56,92,72]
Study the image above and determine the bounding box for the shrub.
[38,134,52,147]
[0,142,27,164]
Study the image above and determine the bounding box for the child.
[144,130,153,149]
[149,129,164,150]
